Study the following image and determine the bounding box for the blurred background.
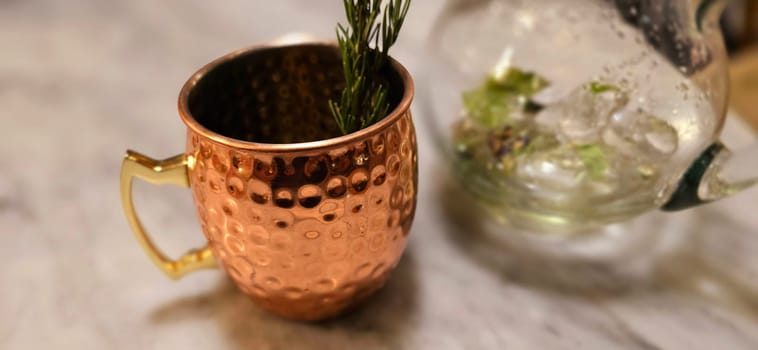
[2,0,758,349]
[724,0,758,51]
[725,0,758,130]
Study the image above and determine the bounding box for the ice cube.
[534,103,563,134]
[515,144,620,198]
[602,111,679,161]
[557,84,629,142]
[517,146,586,190]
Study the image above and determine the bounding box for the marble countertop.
[2,1,758,349]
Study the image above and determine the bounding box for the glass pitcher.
[423,0,757,235]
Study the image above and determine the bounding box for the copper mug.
[119,43,417,321]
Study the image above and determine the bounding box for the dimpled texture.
[186,112,417,321]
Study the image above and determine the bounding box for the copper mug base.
[120,43,417,321]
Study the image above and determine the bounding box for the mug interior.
[186,44,405,144]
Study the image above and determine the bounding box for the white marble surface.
[2,1,758,349]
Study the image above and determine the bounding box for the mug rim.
[177,42,415,153]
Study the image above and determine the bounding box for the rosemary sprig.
[329,0,411,135]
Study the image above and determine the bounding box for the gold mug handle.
[120,150,216,279]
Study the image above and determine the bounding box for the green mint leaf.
[462,85,513,128]
[587,81,620,95]
[495,69,550,96]
[575,144,608,180]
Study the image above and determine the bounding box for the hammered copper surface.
[182,44,417,321]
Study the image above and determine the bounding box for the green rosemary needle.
[329,0,411,135]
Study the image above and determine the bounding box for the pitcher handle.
[663,141,758,211]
